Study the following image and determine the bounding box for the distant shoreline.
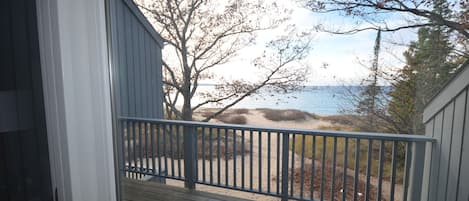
[189,85,391,115]
[193,107,362,132]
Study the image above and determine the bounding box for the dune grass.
[257,108,318,121]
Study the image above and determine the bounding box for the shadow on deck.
[122,179,252,201]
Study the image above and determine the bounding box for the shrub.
[216,114,247,124]
[259,109,311,121]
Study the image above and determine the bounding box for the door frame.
[35,0,117,200]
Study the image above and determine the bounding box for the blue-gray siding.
[423,62,469,201]
[108,0,164,119]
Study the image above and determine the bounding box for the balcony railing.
[118,117,435,201]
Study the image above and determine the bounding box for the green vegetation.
[388,24,461,134]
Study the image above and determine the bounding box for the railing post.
[406,141,426,201]
[183,125,197,190]
[281,133,290,201]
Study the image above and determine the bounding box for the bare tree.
[140,0,312,121]
[304,0,469,38]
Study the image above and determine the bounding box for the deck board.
[122,179,252,201]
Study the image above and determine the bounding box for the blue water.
[192,85,367,115]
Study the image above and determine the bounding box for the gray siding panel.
[447,90,467,201]
[421,118,434,201]
[436,102,454,201]
[109,0,164,119]
[424,63,469,201]
[428,112,444,201]
[457,89,469,201]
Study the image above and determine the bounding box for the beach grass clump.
[216,113,247,124]
[231,108,249,114]
[200,110,247,125]
[258,108,315,121]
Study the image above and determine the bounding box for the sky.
[137,0,421,86]
[207,1,419,86]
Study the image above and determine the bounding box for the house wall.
[106,0,164,199]
[422,62,469,201]
[108,0,164,119]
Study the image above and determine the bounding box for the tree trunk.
[182,96,192,121]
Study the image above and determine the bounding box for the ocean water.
[191,85,367,115]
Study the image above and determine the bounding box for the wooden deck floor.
[122,179,252,201]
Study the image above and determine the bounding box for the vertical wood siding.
[109,0,164,119]
[423,63,469,201]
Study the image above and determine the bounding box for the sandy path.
[130,110,402,201]
[162,111,327,200]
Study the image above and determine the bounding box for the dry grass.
[289,163,383,201]
[320,115,360,126]
[200,109,248,125]
[257,108,317,121]
[292,136,406,184]
[123,123,250,162]
[231,108,249,114]
[215,114,247,124]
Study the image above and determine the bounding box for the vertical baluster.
[177,125,181,178]
[132,121,137,178]
[145,123,149,174]
[300,135,306,199]
[259,130,262,192]
[217,128,221,185]
[123,121,128,178]
[233,129,237,187]
[242,129,245,189]
[139,122,143,177]
[157,124,162,176]
[250,130,253,191]
[353,139,360,201]
[320,136,326,201]
[290,134,296,196]
[390,141,398,201]
[170,125,175,177]
[194,126,199,182]
[342,137,349,201]
[209,127,213,184]
[267,131,271,194]
[331,136,337,201]
[311,136,316,200]
[277,132,281,195]
[163,124,168,177]
[377,140,385,201]
[365,139,372,201]
[126,121,131,178]
[225,128,229,185]
[202,127,206,183]
[151,123,155,175]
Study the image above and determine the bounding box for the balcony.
[117,117,435,201]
